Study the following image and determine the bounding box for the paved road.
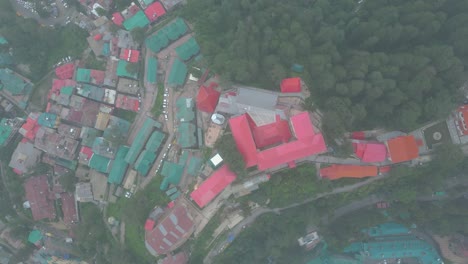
[9,0,77,27]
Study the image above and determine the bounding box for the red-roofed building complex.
[19,112,40,141]
[229,111,327,171]
[112,12,124,26]
[24,175,56,221]
[280,77,301,93]
[60,192,78,225]
[144,1,166,22]
[115,94,140,112]
[386,135,419,163]
[196,82,220,113]
[190,165,237,208]
[55,63,75,80]
[120,49,140,63]
[145,203,195,256]
[320,165,379,180]
[353,142,387,162]
[160,252,188,264]
[455,105,468,135]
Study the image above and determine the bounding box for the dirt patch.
[29,73,54,111]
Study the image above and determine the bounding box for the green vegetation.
[184,0,468,134]
[188,212,222,264]
[84,53,106,70]
[107,176,170,263]
[244,164,331,208]
[150,82,164,117]
[214,206,320,264]
[215,133,247,178]
[131,27,146,44]
[59,171,78,192]
[113,108,137,123]
[29,72,53,110]
[0,0,88,80]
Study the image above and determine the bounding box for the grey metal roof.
[236,87,277,110]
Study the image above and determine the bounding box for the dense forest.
[0,0,88,80]
[184,0,468,134]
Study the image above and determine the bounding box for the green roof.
[177,122,197,148]
[166,186,177,196]
[145,130,165,151]
[170,190,180,200]
[176,97,195,122]
[108,146,129,184]
[291,63,304,73]
[146,57,158,84]
[61,86,74,96]
[37,113,57,128]
[0,36,7,45]
[142,0,154,5]
[117,60,138,79]
[77,84,104,101]
[28,230,43,244]
[102,42,110,57]
[89,153,111,173]
[123,10,150,31]
[0,119,13,146]
[160,161,184,190]
[81,127,102,147]
[134,150,157,176]
[55,157,78,170]
[0,68,32,96]
[168,58,187,86]
[186,156,202,176]
[175,37,200,61]
[125,117,158,164]
[76,68,91,83]
[179,150,189,165]
[145,18,187,53]
[103,116,131,140]
[0,53,13,67]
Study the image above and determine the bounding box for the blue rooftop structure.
[364,222,410,237]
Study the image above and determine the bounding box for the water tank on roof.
[211,113,225,125]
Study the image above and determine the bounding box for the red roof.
[60,192,78,225]
[248,115,291,148]
[320,165,379,180]
[280,77,301,93]
[190,165,237,208]
[112,12,124,26]
[80,146,93,160]
[160,252,188,264]
[90,70,105,84]
[196,83,220,113]
[145,219,155,231]
[116,95,139,112]
[55,63,75,80]
[20,114,40,141]
[144,1,166,22]
[49,79,76,100]
[351,131,366,140]
[456,105,468,135]
[93,34,103,41]
[379,166,391,174]
[120,49,140,63]
[386,135,419,163]
[229,115,258,168]
[229,112,327,171]
[145,203,195,255]
[353,142,387,162]
[24,175,56,221]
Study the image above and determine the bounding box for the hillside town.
[1,0,468,264]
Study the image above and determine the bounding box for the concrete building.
[9,140,42,174]
[34,127,80,161]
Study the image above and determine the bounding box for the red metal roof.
[190,165,237,208]
[80,146,93,160]
[145,219,155,231]
[112,12,124,26]
[196,83,220,113]
[90,70,105,84]
[144,1,166,22]
[116,95,139,112]
[120,49,140,63]
[55,63,75,80]
[24,175,56,221]
[60,192,78,225]
[455,105,468,135]
[280,77,301,93]
[320,165,378,180]
[353,142,387,162]
[93,34,103,41]
[229,112,327,171]
[145,203,194,255]
[49,79,76,100]
[386,135,419,163]
[248,115,291,148]
[228,115,258,168]
[160,252,188,264]
[379,166,391,174]
[20,115,40,141]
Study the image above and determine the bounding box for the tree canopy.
[184,0,468,132]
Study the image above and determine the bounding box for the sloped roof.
[248,114,291,149]
[117,60,138,79]
[168,58,187,86]
[120,49,140,63]
[145,18,187,53]
[228,114,258,168]
[160,161,184,190]
[123,10,150,30]
[190,165,236,208]
[60,192,78,225]
[175,37,200,61]
[88,153,111,173]
[135,150,157,175]
[108,146,129,184]
[320,165,378,180]
[353,142,387,162]
[144,1,166,22]
[112,12,124,26]
[146,57,158,84]
[24,175,56,221]
[196,83,220,113]
[125,118,158,164]
[280,77,301,93]
[55,63,75,80]
[386,135,419,163]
